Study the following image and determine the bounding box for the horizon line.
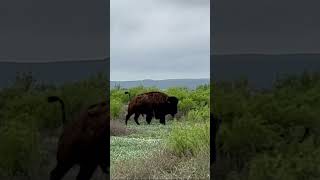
[0,57,110,63]
[110,78,210,82]
[211,52,320,56]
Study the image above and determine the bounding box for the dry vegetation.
[110,85,210,179]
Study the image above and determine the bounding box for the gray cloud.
[213,0,320,54]
[161,0,210,7]
[111,0,210,81]
[0,0,108,61]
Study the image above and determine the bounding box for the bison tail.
[125,91,131,101]
[47,96,66,126]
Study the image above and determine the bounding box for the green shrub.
[111,89,128,104]
[218,114,278,162]
[248,147,320,180]
[167,121,209,156]
[166,87,189,101]
[179,98,197,114]
[0,115,40,177]
[185,106,210,123]
[111,98,123,119]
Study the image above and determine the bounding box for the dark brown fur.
[211,113,221,164]
[125,91,179,125]
[48,97,109,180]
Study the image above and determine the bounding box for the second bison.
[48,96,109,180]
[125,91,179,125]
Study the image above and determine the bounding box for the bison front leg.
[159,116,166,125]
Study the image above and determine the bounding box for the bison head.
[167,96,179,117]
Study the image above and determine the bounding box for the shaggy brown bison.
[48,96,109,180]
[211,113,222,164]
[125,91,179,125]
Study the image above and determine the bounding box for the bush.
[167,121,209,157]
[248,147,320,180]
[110,98,123,119]
[178,98,197,114]
[0,115,40,177]
[0,73,109,178]
[212,72,320,179]
[219,114,278,158]
[185,106,210,122]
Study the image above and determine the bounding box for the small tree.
[14,72,36,91]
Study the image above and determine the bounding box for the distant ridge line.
[112,78,209,82]
[212,53,320,56]
[0,57,109,64]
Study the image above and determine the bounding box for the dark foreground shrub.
[0,116,40,178]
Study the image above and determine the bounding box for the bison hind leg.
[134,113,140,125]
[146,114,152,124]
[99,162,109,175]
[125,112,134,125]
[50,162,73,180]
[76,163,98,180]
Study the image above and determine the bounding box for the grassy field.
[2,71,320,180]
[212,72,320,180]
[0,72,210,179]
[0,73,108,180]
[110,85,210,179]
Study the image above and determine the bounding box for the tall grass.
[167,121,210,157]
[0,117,40,177]
[213,72,320,180]
[0,73,108,178]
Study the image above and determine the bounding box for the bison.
[125,91,179,125]
[48,96,109,180]
[211,113,222,164]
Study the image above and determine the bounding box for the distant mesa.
[212,53,320,88]
[0,58,109,88]
[0,57,109,63]
[111,78,210,89]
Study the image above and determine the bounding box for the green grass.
[126,122,173,139]
[110,115,210,179]
[111,136,163,162]
[110,121,171,163]
[110,84,210,179]
[0,72,210,179]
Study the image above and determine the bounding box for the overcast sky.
[0,0,108,62]
[110,0,210,81]
[213,0,320,54]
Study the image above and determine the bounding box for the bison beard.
[125,91,179,125]
[48,96,109,180]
